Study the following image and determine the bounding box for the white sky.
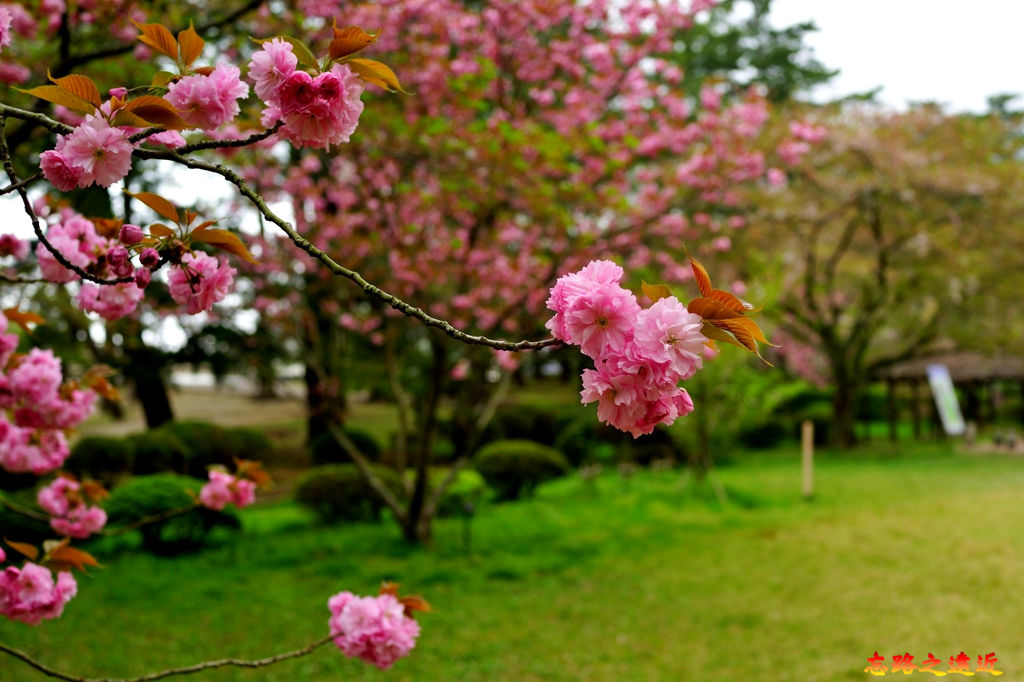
[770,0,1024,113]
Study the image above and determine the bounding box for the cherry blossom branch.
[0,634,334,682]
[135,147,562,351]
[172,122,283,154]
[100,503,200,536]
[0,114,132,286]
[0,173,42,196]
[0,494,50,522]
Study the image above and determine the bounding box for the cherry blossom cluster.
[0,313,95,474]
[166,251,237,316]
[546,261,707,437]
[328,590,421,670]
[248,38,365,150]
[37,475,108,539]
[198,469,257,510]
[0,549,77,626]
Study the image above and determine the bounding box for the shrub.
[431,468,488,517]
[129,430,190,475]
[474,439,571,501]
[157,421,274,476]
[294,464,404,524]
[310,429,381,466]
[67,435,135,485]
[737,421,789,449]
[105,474,239,555]
[488,404,581,446]
[0,488,51,545]
[553,418,626,468]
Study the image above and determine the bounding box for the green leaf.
[280,36,319,70]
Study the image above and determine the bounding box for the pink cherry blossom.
[0,233,27,259]
[0,562,77,625]
[199,470,256,510]
[37,476,107,539]
[165,63,250,130]
[562,282,639,358]
[0,6,12,53]
[328,591,420,670]
[263,64,365,150]
[633,297,706,381]
[58,114,133,187]
[167,251,236,314]
[247,37,297,103]
[77,281,144,320]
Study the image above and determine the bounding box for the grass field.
[3,441,1024,681]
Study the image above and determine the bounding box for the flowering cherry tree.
[0,0,794,677]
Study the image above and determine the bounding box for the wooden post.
[801,419,814,500]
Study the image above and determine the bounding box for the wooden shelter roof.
[876,351,1024,383]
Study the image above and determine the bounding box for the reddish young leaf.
[688,254,713,297]
[91,218,124,239]
[190,220,218,234]
[706,288,751,313]
[48,71,102,109]
[192,66,215,77]
[400,594,432,616]
[687,296,744,321]
[85,375,120,402]
[46,545,101,573]
[4,539,39,561]
[177,21,205,68]
[329,25,378,60]
[192,229,258,264]
[233,458,272,488]
[111,108,157,129]
[81,480,110,502]
[122,96,193,130]
[16,85,97,115]
[641,281,673,304]
[127,191,180,223]
[133,20,178,60]
[149,223,175,237]
[3,307,45,333]
[346,58,410,93]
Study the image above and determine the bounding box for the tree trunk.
[831,380,858,448]
[126,338,174,428]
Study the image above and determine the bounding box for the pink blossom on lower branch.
[165,64,250,130]
[199,470,256,510]
[167,251,236,314]
[0,562,77,625]
[41,114,133,190]
[327,590,422,670]
[37,476,107,539]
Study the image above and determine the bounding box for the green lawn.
[3,442,1024,681]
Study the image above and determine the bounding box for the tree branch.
[0,634,334,682]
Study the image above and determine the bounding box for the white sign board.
[926,364,966,436]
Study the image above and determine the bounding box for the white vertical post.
[801,419,814,500]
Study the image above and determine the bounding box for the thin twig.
[0,634,334,682]
[171,122,283,154]
[0,494,50,522]
[100,503,200,536]
[0,172,42,196]
[134,147,561,352]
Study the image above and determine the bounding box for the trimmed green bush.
[431,468,488,517]
[0,488,51,546]
[737,421,789,449]
[157,421,273,476]
[474,439,571,501]
[129,430,190,475]
[105,474,239,555]
[553,418,625,468]
[310,429,381,466]
[67,435,134,484]
[294,464,404,524]
[488,404,581,446]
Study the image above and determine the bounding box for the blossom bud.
[106,245,133,277]
[139,247,160,268]
[134,267,151,289]
[119,223,144,245]
[108,87,128,99]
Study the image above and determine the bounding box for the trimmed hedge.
[474,439,570,501]
[431,468,487,518]
[310,429,381,466]
[105,474,239,555]
[294,464,404,524]
[67,436,134,485]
